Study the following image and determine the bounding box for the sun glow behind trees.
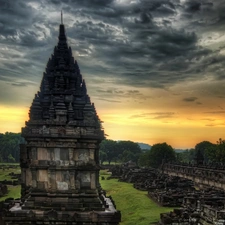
[1,104,225,149]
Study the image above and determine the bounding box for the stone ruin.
[109,165,194,207]
[163,162,225,191]
[0,185,7,198]
[2,20,121,225]
[159,188,225,225]
[107,164,225,224]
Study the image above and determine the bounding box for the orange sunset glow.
[1,1,225,149]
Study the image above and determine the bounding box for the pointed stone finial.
[61,10,63,24]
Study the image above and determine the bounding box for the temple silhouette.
[3,17,121,225]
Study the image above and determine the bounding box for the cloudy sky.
[1,0,225,148]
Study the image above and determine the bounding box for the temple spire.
[58,11,66,42]
[61,10,63,24]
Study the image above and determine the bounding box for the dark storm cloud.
[183,97,198,102]
[47,0,114,7]
[10,81,36,87]
[179,0,225,31]
[0,1,33,23]
[63,14,208,89]
[0,0,42,37]
[0,75,13,82]
[1,0,225,106]
[184,0,202,13]
[95,88,146,100]
[97,98,121,103]
[204,111,225,114]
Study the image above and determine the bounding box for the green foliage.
[0,166,20,181]
[175,141,216,164]
[99,139,119,164]
[174,140,225,164]
[99,139,142,164]
[177,149,195,163]
[99,150,107,164]
[206,138,225,163]
[8,154,15,163]
[0,186,21,201]
[100,173,173,225]
[139,143,175,168]
[0,165,21,201]
[195,141,215,163]
[177,141,217,164]
[0,132,25,163]
[117,141,142,163]
[138,151,150,167]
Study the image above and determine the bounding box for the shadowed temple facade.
[3,20,121,225]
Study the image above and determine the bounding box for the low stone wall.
[163,163,225,191]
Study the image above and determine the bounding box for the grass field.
[0,165,21,201]
[0,163,19,166]
[0,186,21,201]
[100,171,173,225]
[0,167,21,181]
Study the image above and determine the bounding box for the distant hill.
[174,149,191,153]
[116,140,151,151]
[137,142,151,150]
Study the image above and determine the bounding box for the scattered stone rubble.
[159,188,225,225]
[108,165,194,207]
[0,185,7,198]
[107,163,225,224]
[0,168,20,198]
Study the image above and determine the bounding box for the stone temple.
[3,20,121,225]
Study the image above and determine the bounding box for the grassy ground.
[0,163,19,166]
[0,165,21,201]
[100,171,173,225]
[0,186,21,201]
[0,167,21,181]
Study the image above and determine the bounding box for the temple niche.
[3,19,121,225]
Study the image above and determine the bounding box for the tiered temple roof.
[3,19,120,225]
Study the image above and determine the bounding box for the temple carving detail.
[3,21,121,225]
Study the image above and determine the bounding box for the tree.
[99,139,143,164]
[147,142,176,168]
[176,148,195,163]
[117,141,142,163]
[195,141,215,163]
[99,150,107,165]
[8,154,15,163]
[99,139,119,164]
[0,132,25,163]
[207,138,225,163]
[138,151,150,167]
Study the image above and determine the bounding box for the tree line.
[1,132,225,168]
[100,138,225,168]
[178,139,225,164]
[99,140,143,164]
[0,132,25,163]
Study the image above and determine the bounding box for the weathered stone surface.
[159,188,225,225]
[3,20,120,225]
